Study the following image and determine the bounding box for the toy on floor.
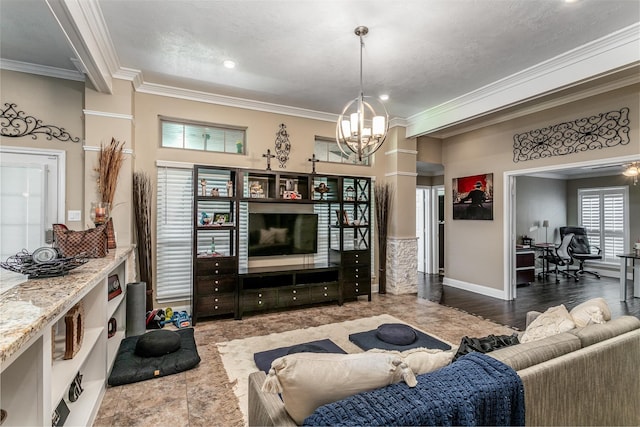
[165,311,191,328]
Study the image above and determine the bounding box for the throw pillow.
[135,330,181,357]
[258,228,276,245]
[270,227,288,244]
[369,347,455,375]
[261,352,417,424]
[569,297,611,327]
[520,304,576,343]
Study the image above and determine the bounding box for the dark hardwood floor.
[418,273,640,330]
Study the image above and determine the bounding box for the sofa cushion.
[520,304,576,343]
[488,332,581,371]
[260,351,416,425]
[569,315,640,347]
[569,297,611,327]
[368,347,455,375]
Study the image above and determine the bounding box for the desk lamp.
[543,220,550,243]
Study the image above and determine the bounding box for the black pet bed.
[108,328,201,386]
[349,323,451,352]
[253,339,346,373]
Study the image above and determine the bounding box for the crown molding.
[385,149,418,156]
[0,59,85,82]
[407,23,640,138]
[385,171,418,177]
[113,67,144,88]
[136,81,339,122]
[84,145,133,154]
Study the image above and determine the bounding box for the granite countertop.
[0,246,135,366]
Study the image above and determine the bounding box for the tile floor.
[94,293,515,426]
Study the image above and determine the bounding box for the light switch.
[67,210,81,221]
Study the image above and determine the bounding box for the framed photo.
[107,274,122,300]
[452,173,493,220]
[214,212,230,224]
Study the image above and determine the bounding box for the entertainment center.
[192,165,372,323]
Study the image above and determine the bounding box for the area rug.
[217,314,453,425]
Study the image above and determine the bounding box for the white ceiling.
[1,0,639,139]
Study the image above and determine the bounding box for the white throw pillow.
[258,228,276,245]
[520,304,576,343]
[269,227,288,244]
[569,297,611,327]
[369,347,455,375]
[261,352,416,424]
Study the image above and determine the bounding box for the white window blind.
[156,166,193,303]
[578,187,628,264]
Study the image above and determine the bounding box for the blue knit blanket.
[303,352,525,426]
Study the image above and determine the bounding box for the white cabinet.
[0,247,134,426]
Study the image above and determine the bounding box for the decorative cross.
[262,149,276,171]
[308,154,320,174]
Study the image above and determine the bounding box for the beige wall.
[0,70,85,228]
[442,84,640,292]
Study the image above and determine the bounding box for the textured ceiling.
[1,0,638,124]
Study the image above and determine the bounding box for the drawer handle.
[258,293,262,297]
[355,261,358,264]
[355,274,359,278]
[323,293,328,297]
[293,296,297,301]
[214,298,218,302]
[214,305,219,309]
[215,262,219,267]
[215,270,219,274]
[215,280,219,284]
[258,300,262,305]
[214,287,219,292]
[355,254,359,258]
[323,286,327,290]
[292,290,296,294]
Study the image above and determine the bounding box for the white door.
[416,188,426,272]
[0,149,63,260]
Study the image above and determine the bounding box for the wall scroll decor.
[0,102,81,143]
[274,123,291,168]
[513,107,629,163]
[452,173,493,220]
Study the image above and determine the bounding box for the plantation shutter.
[156,166,193,303]
[578,187,628,264]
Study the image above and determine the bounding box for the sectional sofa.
[248,312,640,426]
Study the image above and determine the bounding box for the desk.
[618,253,640,301]
[533,243,556,280]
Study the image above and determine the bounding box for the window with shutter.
[156,166,194,303]
[578,187,628,264]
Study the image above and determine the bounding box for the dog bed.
[108,328,201,386]
[349,323,451,351]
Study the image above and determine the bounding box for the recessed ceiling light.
[379,94,389,101]
[223,60,236,69]
[565,0,579,3]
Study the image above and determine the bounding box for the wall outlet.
[67,210,81,222]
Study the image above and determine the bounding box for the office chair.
[560,226,602,279]
[545,233,579,283]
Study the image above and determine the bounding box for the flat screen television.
[248,213,318,257]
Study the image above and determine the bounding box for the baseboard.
[443,277,507,300]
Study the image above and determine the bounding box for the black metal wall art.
[1,102,81,143]
[513,107,630,163]
[274,123,291,168]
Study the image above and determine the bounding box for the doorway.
[416,185,445,275]
[0,147,65,260]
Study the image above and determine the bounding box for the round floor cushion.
[375,323,418,345]
[135,330,182,357]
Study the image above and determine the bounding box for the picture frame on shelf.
[214,212,230,225]
[107,274,122,300]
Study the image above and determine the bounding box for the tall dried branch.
[133,172,153,311]
[96,137,125,204]
[374,182,393,260]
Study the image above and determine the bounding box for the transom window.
[314,136,370,166]
[161,117,246,154]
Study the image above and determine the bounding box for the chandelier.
[336,26,389,162]
[623,162,638,185]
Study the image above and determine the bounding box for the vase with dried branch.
[374,182,393,294]
[95,137,125,248]
[133,172,154,311]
